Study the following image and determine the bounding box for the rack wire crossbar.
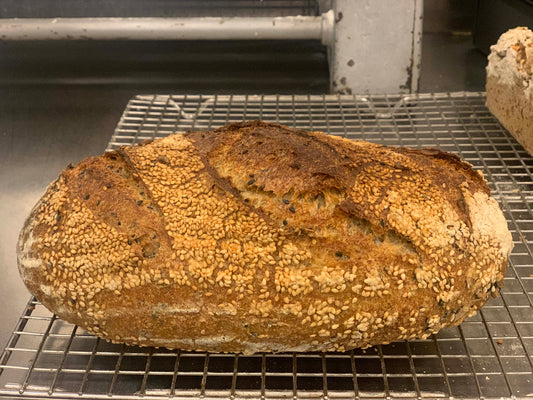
[1,93,532,399]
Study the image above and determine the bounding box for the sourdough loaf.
[486,26,533,156]
[18,121,512,353]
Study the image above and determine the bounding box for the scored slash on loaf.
[17,121,513,354]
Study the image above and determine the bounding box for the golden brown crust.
[17,121,512,353]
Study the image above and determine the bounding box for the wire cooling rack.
[1,92,532,399]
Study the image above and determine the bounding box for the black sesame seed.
[106,183,112,188]
[249,173,255,178]
[242,149,249,154]
[282,220,288,225]
[85,194,90,200]
[247,179,255,186]
[380,220,385,227]
[282,199,290,204]
[288,205,295,213]
[56,212,62,222]
[137,200,143,206]
[335,251,343,258]
[96,200,101,206]
[157,155,170,165]
[438,299,445,307]
[244,198,250,203]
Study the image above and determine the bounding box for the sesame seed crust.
[17,121,513,354]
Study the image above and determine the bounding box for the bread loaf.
[18,121,512,353]
[487,26,533,156]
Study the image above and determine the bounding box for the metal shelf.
[1,93,532,399]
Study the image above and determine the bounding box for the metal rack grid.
[1,92,532,399]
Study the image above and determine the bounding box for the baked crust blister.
[17,121,513,353]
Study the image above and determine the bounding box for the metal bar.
[405,341,422,400]
[243,94,249,122]
[0,12,334,45]
[260,354,266,399]
[322,96,331,134]
[207,94,217,130]
[291,94,296,128]
[377,345,391,399]
[306,94,313,131]
[321,353,328,399]
[138,348,153,396]
[18,314,57,395]
[457,325,483,398]
[47,325,78,395]
[259,95,264,122]
[230,354,238,399]
[107,343,126,396]
[169,350,181,398]
[432,336,453,398]
[200,353,209,397]
[78,337,100,395]
[349,350,361,399]
[0,298,37,375]
[292,353,298,398]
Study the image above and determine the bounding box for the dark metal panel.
[0,0,319,18]
[474,0,533,55]
[0,40,329,91]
